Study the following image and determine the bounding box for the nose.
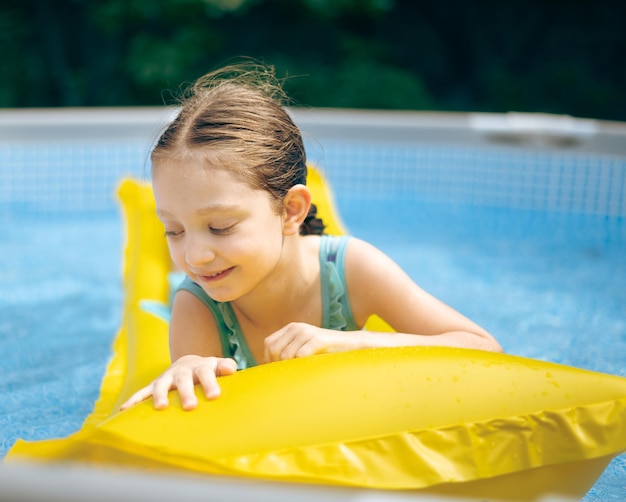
[184,233,216,268]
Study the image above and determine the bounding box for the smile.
[197,267,235,282]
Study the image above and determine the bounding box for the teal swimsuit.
[177,235,358,369]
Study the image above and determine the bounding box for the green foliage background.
[1,0,624,121]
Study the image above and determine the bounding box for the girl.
[121,63,501,411]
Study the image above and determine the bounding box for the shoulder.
[170,286,223,361]
[344,237,399,271]
[342,238,417,325]
[318,234,350,256]
[344,238,414,289]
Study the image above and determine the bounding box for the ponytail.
[300,203,325,236]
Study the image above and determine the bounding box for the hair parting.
[152,60,325,236]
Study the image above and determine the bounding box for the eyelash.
[209,224,235,235]
[164,225,235,238]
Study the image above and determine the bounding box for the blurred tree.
[0,0,623,121]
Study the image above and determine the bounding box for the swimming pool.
[1,108,625,499]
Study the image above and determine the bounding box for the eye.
[209,224,236,235]
[164,229,184,238]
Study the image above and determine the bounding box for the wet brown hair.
[151,61,325,235]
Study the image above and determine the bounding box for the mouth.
[196,267,235,283]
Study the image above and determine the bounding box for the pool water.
[0,217,122,449]
[1,129,625,499]
[1,200,624,499]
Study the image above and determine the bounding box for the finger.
[294,339,318,358]
[119,385,152,411]
[195,364,221,400]
[262,333,278,363]
[173,371,198,411]
[294,330,334,358]
[278,337,306,360]
[264,326,293,362]
[151,374,174,410]
[294,328,338,358]
[216,358,237,376]
[275,326,316,360]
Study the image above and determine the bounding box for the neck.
[231,235,321,333]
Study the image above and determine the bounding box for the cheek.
[231,225,284,266]
[167,240,186,269]
[237,214,284,254]
[223,237,263,263]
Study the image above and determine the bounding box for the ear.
[282,185,312,236]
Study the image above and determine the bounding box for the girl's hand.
[264,323,356,362]
[119,355,237,411]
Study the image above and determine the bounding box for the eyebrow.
[157,204,243,219]
[196,204,243,216]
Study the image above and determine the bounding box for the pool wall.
[1,108,625,219]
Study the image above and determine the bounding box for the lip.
[195,266,235,283]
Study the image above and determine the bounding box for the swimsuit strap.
[177,234,358,369]
[177,278,255,369]
[319,235,358,331]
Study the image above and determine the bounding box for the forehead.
[152,156,241,183]
[152,156,269,215]
[153,148,243,178]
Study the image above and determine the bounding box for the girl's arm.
[264,238,501,361]
[345,238,502,352]
[120,290,236,411]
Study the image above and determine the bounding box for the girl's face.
[152,157,286,303]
